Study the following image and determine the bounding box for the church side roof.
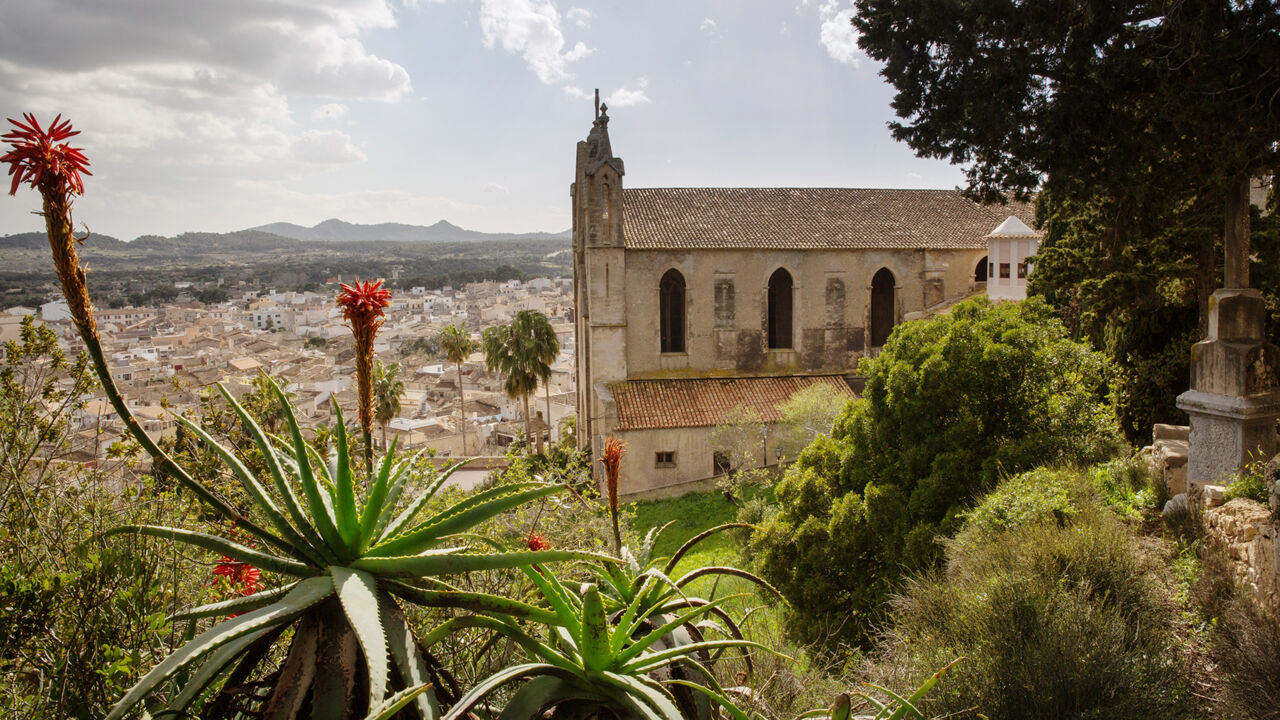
[621,188,1035,250]
[610,375,857,431]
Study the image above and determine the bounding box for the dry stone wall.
[1203,498,1280,612]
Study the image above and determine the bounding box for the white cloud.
[478,0,593,84]
[0,1,408,182]
[292,130,366,164]
[818,1,863,66]
[312,103,349,121]
[563,85,593,100]
[605,78,650,108]
[699,18,719,36]
[483,182,510,194]
[567,7,591,28]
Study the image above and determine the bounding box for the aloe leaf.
[216,383,333,561]
[439,663,568,720]
[518,565,583,637]
[103,575,334,720]
[377,458,470,542]
[860,681,926,720]
[600,672,682,720]
[663,524,754,575]
[260,383,342,559]
[357,435,399,548]
[666,679,755,720]
[171,414,321,565]
[100,525,312,577]
[169,582,297,622]
[676,566,787,602]
[355,549,617,578]
[332,566,388,707]
[625,639,790,676]
[420,616,573,670]
[362,682,441,720]
[330,402,361,552]
[900,656,961,711]
[369,484,562,558]
[495,676,616,720]
[385,579,559,625]
[167,626,272,712]
[578,584,612,671]
[370,452,423,538]
[616,593,751,667]
[382,600,441,720]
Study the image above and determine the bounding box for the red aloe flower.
[2,113,92,197]
[337,279,392,461]
[213,556,262,597]
[600,435,627,553]
[526,532,551,551]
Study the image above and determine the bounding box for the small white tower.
[985,216,1041,301]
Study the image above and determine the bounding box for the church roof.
[621,188,1035,250]
[609,374,857,431]
[987,215,1040,238]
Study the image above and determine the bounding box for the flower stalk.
[337,279,392,477]
[2,114,282,548]
[600,435,626,554]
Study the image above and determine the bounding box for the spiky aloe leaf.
[369,452,422,538]
[353,549,616,578]
[676,566,786,602]
[494,676,616,720]
[357,435,400,548]
[517,563,583,638]
[420,616,573,671]
[100,525,312,577]
[369,482,559,558]
[662,523,754,575]
[614,594,751,667]
[332,566,388,708]
[331,403,361,551]
[363,682,440,720]
[376,458,468,542]
[166,627,273,713]
[169,582,298,622]
[103,575,334,720]
[217,383,337,564]
[171,413,322,566]
[600,672,682,720]
[439,664,572,720]
[385,579,559,625]
[666,679,756,720]
[577,584,612,671]
[626,639,790,676]
[382,600,441,720]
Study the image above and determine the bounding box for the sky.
[0,0,969,241]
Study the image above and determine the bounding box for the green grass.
[629,489,741,573]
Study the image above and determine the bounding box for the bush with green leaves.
[867,467,1191,719]
[752,297,1121,651]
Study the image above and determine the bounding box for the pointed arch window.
[659,269,686,353]
[767,268,793,349]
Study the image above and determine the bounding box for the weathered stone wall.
[1203,498,1280,612]
[622,247,986,377]
[614,423,783,499]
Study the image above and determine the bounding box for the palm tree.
[526,312,560,453]
[439,323,477,455]
[372,359,404,450]
[483,310,556,454]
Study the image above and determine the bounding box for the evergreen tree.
[372,359,404,450]
[439,323,477,454]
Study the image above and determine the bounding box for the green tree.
[526,311,560,454]
[439,323,477,455]
[774,382,850,462]
[372,359,405,450]
[752,297,1120,652]
[482,311,557,455]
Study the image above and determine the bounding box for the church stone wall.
[623,247,981,377]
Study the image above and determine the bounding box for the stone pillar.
[1176,288,1280,493]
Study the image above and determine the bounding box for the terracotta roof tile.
[610,375,857,431]
[621,188,1035,250]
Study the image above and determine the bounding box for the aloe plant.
[413,548,789,720]
[99,378,611,720]
[793,658,963,720]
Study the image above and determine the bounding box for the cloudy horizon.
[0,0,968,241]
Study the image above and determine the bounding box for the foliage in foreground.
[868,466,1191,719]
[752,297,1120,651]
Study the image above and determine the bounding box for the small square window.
[1017,262,1028,279]
[999,263,1011,279]
[655,451,676,468]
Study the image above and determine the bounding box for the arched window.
[871,268,896,347]
[767,268,793,349]
[975,256,988,282]
[659,269,686,353]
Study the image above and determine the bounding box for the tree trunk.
[457,361,467,456]
[545,381,553,448]
[523,394,532,454]
[380,422,387,451]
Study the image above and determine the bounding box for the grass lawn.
[629,488,742,573]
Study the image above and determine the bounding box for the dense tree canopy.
[752,298,1120,652]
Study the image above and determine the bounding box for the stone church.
[572,105,1034,498]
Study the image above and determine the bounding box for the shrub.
[1225,458,1271,508]
[868,468,1192,719]
[1194,549,1280,719]
[752,297,1121,651]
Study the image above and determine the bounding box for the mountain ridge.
[249,218,571,243]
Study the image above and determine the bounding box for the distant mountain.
[249,218,570,243]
